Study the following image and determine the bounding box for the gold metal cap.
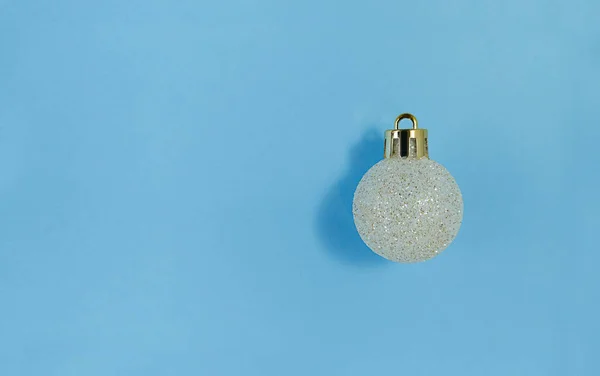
[384,113,428,159]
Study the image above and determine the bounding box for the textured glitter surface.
[352,157,463,263]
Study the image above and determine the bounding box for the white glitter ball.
[352,157,463,263]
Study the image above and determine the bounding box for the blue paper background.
[1,1,599,375]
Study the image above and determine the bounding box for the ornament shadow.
[315,128,388,266]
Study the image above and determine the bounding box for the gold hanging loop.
[394,113,418,130]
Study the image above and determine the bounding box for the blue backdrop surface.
[1,0,599,375]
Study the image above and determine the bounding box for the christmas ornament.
[353,113,463,263]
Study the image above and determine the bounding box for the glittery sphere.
[352,157,463,263]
